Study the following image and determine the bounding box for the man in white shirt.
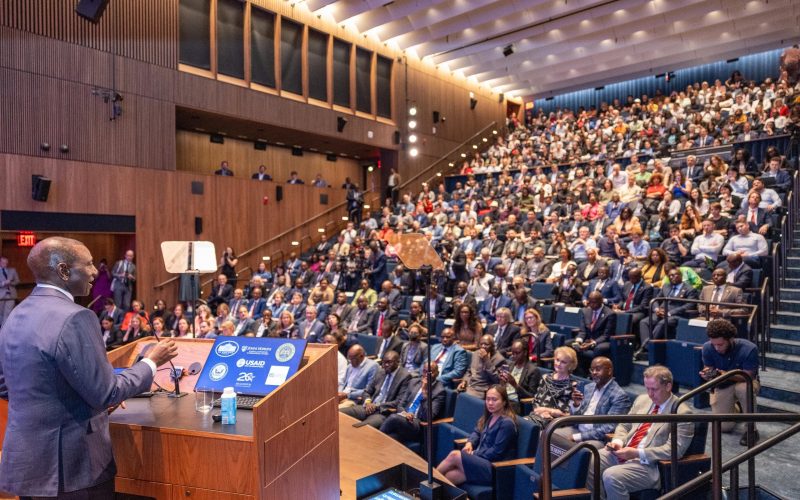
[686,220,726,267]
[723,221,768,267]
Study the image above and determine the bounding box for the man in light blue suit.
[0,237,178,498]
[429,327,469,389]
[338,344,379,407]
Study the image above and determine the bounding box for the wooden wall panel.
[176,130,361,187]
[0,0,178,68]
[0,153,352,309]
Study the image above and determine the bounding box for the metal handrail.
[669,370,756,499]
[546,441,601,500]
[539,412,800,500]
[645,295,758,348]
[398,121,498,192]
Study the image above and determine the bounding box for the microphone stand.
[152,329,186,398]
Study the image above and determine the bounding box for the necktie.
[374,373,393,404]
[434,347,448,365]
[590,310,600,330]
[378,312,385,334]
[491,297,498,315]
[750,210,757,225]
[595,280,605,292]
[671,286,680,297]
[1,268,7,279]
[624,285,636,311]
[379,338,389,358]
[407,389,424,418]
[712,286,723,304]
[495,326,504,344]
[627,405,661,450]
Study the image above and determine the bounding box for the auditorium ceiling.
[301,0,800,98]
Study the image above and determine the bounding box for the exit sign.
[17,232,36,247]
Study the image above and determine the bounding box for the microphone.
[151,329,187,398]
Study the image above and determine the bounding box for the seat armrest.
[649,339,669,344]
[492,458,535,468]
[534,488,592,499]
[519,398,534,404]
[420,417,453,426]
[611,334,635,340]
[658,453,710,465]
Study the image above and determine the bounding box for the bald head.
[28,237,97,297]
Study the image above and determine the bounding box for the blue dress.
[461,416,518,485]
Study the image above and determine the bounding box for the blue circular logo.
[209,363,228,381]
[215,340,239,357]
[275,343,296,362]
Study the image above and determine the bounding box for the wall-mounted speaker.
[276,185,283,202]
[393,131,401,144]
[320,194,329,205]
[254,140,267,150]
[291,146,303,156]
[326,154,337,162]
[31,175,51,202]
[210,133,225,144]
[75,0,110,22]
[499,93,504,103]
[432,111,440,123]
[191,181,204,195]
[194,217,203,235]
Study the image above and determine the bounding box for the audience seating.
[430,392,485,464]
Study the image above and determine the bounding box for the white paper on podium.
[160,241,218,273]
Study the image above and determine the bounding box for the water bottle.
[220,387,237,425]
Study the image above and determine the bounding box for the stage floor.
[339,412,450,499]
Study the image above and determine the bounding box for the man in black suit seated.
[715,254,754,290]
[484,307,521,357]
[612,268,654,343]
[251,164,272,181]
[582,265,623,306]
[100,317,122,350]
[379,362,446,444]
[214,160,233,176]
[207,274,233,313]
[99,298,124,327]
[330,291,354,326]
[573,291,617,375]
[636,266,699,359]
[376,322,404,359]
[340,351,412,428]
[346,295,375,335]
[378,280,404,311]
[449,281,478,315]
[423,283,448,320]
[479,285,513,324]
[370,297,399,336]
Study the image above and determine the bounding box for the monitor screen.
[195,337,307,396]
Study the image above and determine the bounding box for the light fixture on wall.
[337,116,348,132]
[503,44,514,57]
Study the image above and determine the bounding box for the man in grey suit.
[0,256,20,327]
[0,237,177,499]
[340,350,411,428]
[591,365,694,499]
[338,344,379,407]
[111,249,136,311]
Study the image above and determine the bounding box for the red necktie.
[625,288,635,310]
[590,310,600,330]
[750,210,757,225]
[434,347,448,364]
[627,405,660,450]
[378,313,385,334]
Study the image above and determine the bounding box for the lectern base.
[356,463,466,500]
[420,479,443,500]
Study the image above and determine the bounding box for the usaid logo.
[209,363,228,381]
[216,340,239,357]
[236,358,266,368]
[275,343,296,362]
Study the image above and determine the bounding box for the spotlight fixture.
[409,148,419,157]
[408,134,418,143]
[60,144,70,153]
[40,142,50,152]
[337,116,348,132]
[409,106,417,116]
[408,120,417,130]
[503,44,514,57]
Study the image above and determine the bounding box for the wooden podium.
[106,338,340,500]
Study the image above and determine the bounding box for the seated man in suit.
[232,305,257,336]
[380,362,446,445]
[254,309,278,338]
[458,334,507,398]
[371,297,399,336]
[340,351,412,428]
[338,344,380,408]
[550,357,632,446]
[423,283,448,320]
[399,324,428,376]
[525,247,554,283]
[479,285,513,324]
[715,254,754,290]
[376,321,405,359]
[612,268,654,345]
[582,265,623,306]
[698,269,745,319]
[378,280,404,311]
[573,291,617,376]
[246,286,267,320]
[296,304,326,342]
[590,366,693,499]
[99,298,124,327]
[346,296,375,335]
[430,327,469,389]
[207,274,233,313]
[330,291,354,325]
[499,339,542,414]
[484,307,521,357]
[636,267,699,359]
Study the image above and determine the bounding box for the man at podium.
[0,237,178,499]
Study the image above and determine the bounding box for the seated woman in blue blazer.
[436,384,518,486]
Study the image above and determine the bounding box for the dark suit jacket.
[330,303,355,325]
[0,287,153,496]
[579,305,617,344]
[99,307,124,327]
[234,318,257,336]
[364,367,412,410]
[508,361,542,400]
[715,262,754,290]
[370,308,399,336]
[449,247,470,283]
[620,281,655,315]
[296,319,326,342]
[657,283,700,317]
[251,172,272,180]
[524,329,555,361]
[208,283,233,304]
[424,295,448,319]
[399,341,429,373]
[376,334,405,358]
[482,239,505,258]
[101,326,123,350]
[576,260,601,283]
[379,289,404,311]
[736,206,771,232]
[398,377,446,421]
[485,323,521,356]
[348,307,375,334]
[479,294,513,323]
[247,298,267,320]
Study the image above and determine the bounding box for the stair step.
[759,367,800,405]
[774,299,800,312]
[769,338,800,356]
[765,352,800,372]
[776,311,800,323]
[770,324,800,341]
[778,288,800,301]
[785,268,800,279]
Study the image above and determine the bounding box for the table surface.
[109,392,254,438]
